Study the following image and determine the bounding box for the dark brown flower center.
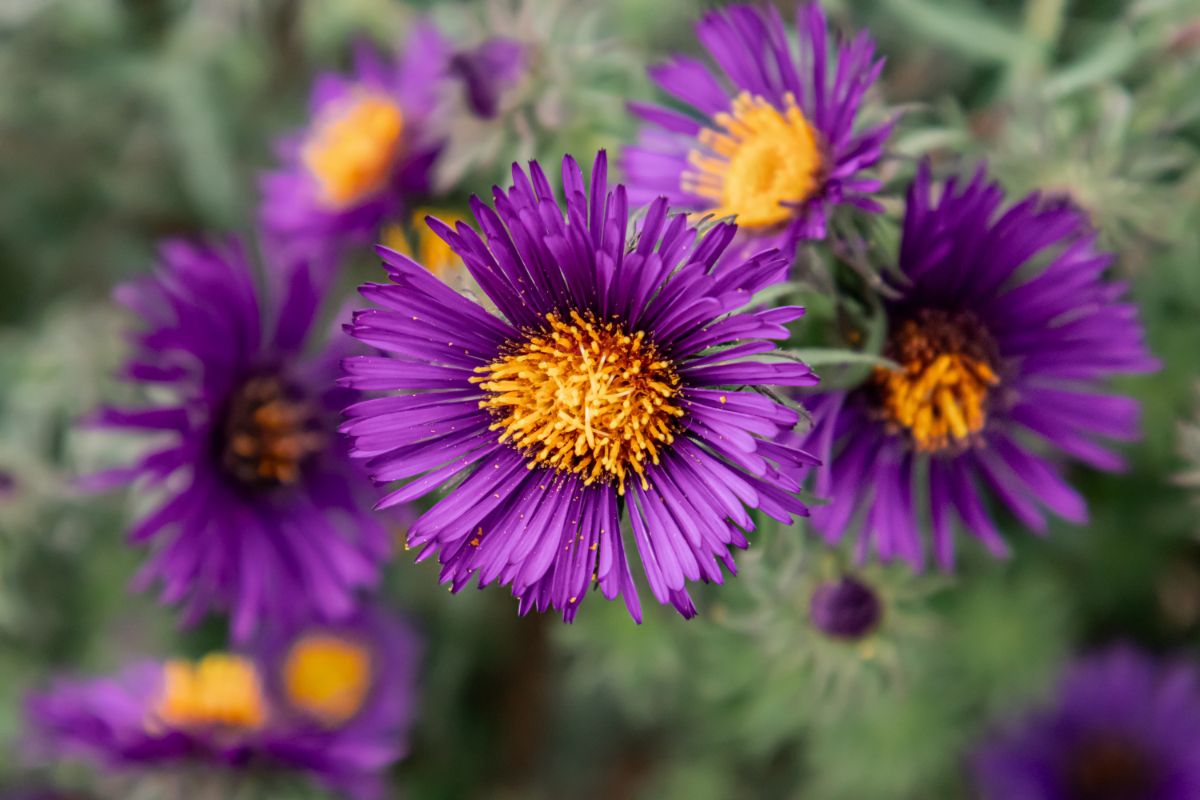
[219,376,325,489]
[1064,736,1157,800]
[869,309,1000,454]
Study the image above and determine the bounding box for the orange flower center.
[683,92,824,229]
[220,376,325,488]
[871,310,999,454]
[472,311,684,492]
[154,653,266,731]
[282,633,373,726]
[302,91,405,208]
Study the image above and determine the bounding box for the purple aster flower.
[259,26,449,263]
[803,162,1157,568]
[84,239,390,640]
[341,151,819,622]
[25,607,419,800]
[621,3,893,258]
[973,647,1200,800]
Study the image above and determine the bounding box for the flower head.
[803,162,1156,568]
[84,239,391,640]
[25,607,418,800]
[341,151,818,622]
[260,28,449,262]
[622,3,893,256]
[973,647,1200,800]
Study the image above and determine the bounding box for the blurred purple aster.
[25,606,418,800]
[341,151,819,622]
[802,162,1157,568]
[621,2,892,258]
[973,647,1200,800]
[84,239,390,640]
[259,26,449,263]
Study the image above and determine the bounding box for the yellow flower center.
[683,92,824,229]
[154,653,267,731]
[381,208,467,278]
[871,311,1000,454]
[472,311,685,492]
[282,633,373,726]
[302,91,405,208]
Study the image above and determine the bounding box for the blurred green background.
[1,0,1199,797]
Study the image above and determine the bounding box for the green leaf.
[780,348,899,370]
[1041,30,1139,99]
[880,0,1036,65]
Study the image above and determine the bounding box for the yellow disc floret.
[473,311,685,492]
[302,91,405,208]
[871,311,1000,454]
[154,653,267,731]
[683,92,824,229]
[282,633,373,727]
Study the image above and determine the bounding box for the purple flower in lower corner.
[341,152,819,622]
[802,162,1157,568]
[260,26,449,262]
[974,647,1200,800]
[85,240,391,640]
[621,3,893,256]
[25,607,419,800]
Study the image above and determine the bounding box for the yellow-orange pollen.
[472,311,684,493]
[683,91,824,229]
[302,91,405,208]
[283,633,373,727]
[221,375,325,488]
[871,310,1000,454]
[154,653,266,731]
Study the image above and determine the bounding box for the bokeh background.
[1,0,1199,797]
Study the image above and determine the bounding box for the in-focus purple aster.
[260,27,449,262]
[84,240,390,640]
[621,3,892,257]
[803,162,1157,568]
[25,606,418,800]
[974,647,1200,800]
[341,151,819,622]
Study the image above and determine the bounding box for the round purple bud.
[0,469,17,501]
[808,576,882,640]
[450,38,525,119]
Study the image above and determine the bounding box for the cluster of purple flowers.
[21,2,1173,796]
